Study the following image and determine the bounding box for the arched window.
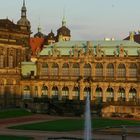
[129,88,137,101]
[23,86,30,99]
[106,87,114,102]
[95,63,103,78]
[72,63,80,76]
[52,86,59,100]
[107,63,114,78]
[9,55,14,68]
[118,87,125,101]
[117,64,126,77]
[62,63,69,76]
[84,87,91,99]
[42,63,48,75]
[62,87,69,100]
[129,63,137,78]
[95,87,103,102]
[0,55,4,68]
[41,85,48,96]
[84,63,91,77]
[52,63,59,76]
[73,87,79,100]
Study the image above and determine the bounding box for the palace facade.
[22,40,140,117]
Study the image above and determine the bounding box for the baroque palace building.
[1,0,140,117]
[22,40,140,117]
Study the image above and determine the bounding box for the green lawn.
[0,135,33,140]
[9,118,140,131]
[0,109,33,119]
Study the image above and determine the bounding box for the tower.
[56,14,71,42]
[17,0,31,31]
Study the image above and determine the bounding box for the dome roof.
[34,32,45,38]
[17,17,30,27]
[57,26,71,37]
[47,30,55,40]
[34,26,45,38]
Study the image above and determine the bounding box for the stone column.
[30,85,34,98]
[102,86,107,102]
[80,63,84,77]
[114,86,118,102]
[59,63,62,78]
[103,63,107,80]
[125,64,129,81]
[47,84,52,98]
[124,86,129,102]
[92,63,95,80]
[114,62,117,80]
[38,85,42,97]
[91,83,96,101]
[79,83,84,100]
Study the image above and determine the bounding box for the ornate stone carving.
[96,44,105,57]
[52,47,60,57]
[124,50,128,57]
[73,46,79,57]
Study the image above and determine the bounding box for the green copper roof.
[39,40,140,56]
[21,62,36,76]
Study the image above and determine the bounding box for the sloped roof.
[39,40,140,56]
[0,19,20,31]
[30,37,45,55]
[124,34,140,44]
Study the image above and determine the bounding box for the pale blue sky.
[0,0,140,40]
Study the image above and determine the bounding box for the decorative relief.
[73,46,79,57]
[52,47,61,57]
[96,45,105,57]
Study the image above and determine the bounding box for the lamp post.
[121,125,127,140]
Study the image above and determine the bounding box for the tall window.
[129,63,137,78]
[62,87,69,99]
[95,87,103,102]
[62,63,69,76]
[118,87,125,101]
[84,87,91,98]
[84,63,91,77]
[106,87,114,101]
[117,64,126,77]
[41,85,48,96]
[52,86,59,99]
[95,87,103,98]
[95,63,103,78]
[129,88,137,101]
[0,55,4,68]
[107,63,114,78]
[23,86,30,99]
[72,63,80,76]
[52,63,59,76]
[42,63,48,75]
[9,55,14,68]
[73,87,79,100]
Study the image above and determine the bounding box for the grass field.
[9,118,140,131]
[0,135,33,140]
[0,109,33,119]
